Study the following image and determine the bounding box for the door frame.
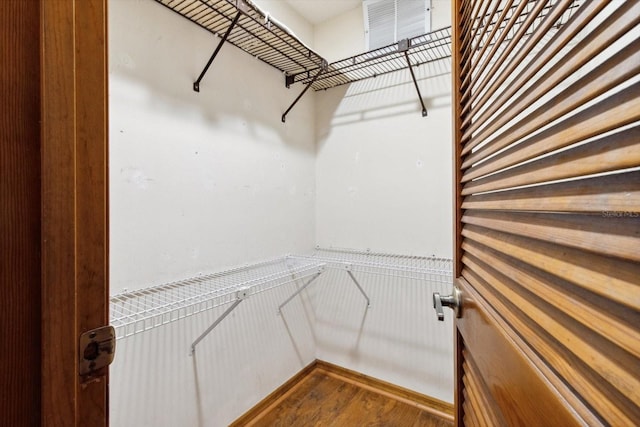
[41,0,109,425]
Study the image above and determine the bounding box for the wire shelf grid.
[110,257,324,339]
[287,27,452,91]
[154,0,326,76]
[288,0,581,91]
[291,247,453,283]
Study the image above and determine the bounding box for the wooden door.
[1,1,108,425]
[450,0,640,425]
[1,2,42,424]
[41,0,109,424]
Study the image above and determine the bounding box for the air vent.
[363,0,431,50]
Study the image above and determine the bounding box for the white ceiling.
[284,0,362,25]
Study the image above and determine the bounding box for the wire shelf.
[289,27,452,91]
[110,248,452,340]
[288,0,581,91]
[291,247,453,283]
[110,257,325,339]
[153,0,326,76]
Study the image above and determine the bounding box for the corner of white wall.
[311,0,455,404]
[313,5,366,62]
[252,0,316,49]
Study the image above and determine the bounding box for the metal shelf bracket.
[277,267,325,313]
[193,10,242,92]
[399,39,428,117]
[190,287,249,355]
[281,60,328,123]
[343,264,371,308]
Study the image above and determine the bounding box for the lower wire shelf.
[110,257,325,341]
[110,247,453,353]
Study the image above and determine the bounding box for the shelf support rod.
[403,50,428,117]
[281,62,327,123]
[278,270,323,313]
[346,270,371,308]
[193,11,242,92]
[190,297,243,355]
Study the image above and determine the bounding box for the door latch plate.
[79,326,115,380]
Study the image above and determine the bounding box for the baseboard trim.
[230,359,454,425]
[229,360,318,427]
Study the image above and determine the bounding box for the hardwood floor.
[235,363,453,427]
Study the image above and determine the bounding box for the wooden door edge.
[41,0,109,425]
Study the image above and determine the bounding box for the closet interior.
[108,0,579,425]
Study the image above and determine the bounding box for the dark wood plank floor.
[250,371,453,427]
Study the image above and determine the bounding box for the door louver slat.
[453,0,640,424]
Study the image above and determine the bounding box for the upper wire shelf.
[151,0,580,120]
[288,27,452,91]
[287,0,581,91]
[153,0,326,76]
[110,256,325,339]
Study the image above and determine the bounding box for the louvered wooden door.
[451,0,639,425]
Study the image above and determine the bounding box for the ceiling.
[284,0,362,25]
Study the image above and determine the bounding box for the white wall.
[314,6,364,62]
[110,0,317,294]
[109,0,317,425]
[312,0,454,403]
[315,71,453,256]
[431,0,453,33]
[253,0,315,49]
[110,0,455,425]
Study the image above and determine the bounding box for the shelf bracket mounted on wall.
[281,60,328,123]
[400,39,428,117]
[277,268,324,313]
[193,9,243,92]
[344,265,371,308]
[190,287,250,355]
[398,39,427,117]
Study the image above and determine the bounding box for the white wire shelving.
[109,247,453,353]
[110,257,325,342]
[291,247,453,283]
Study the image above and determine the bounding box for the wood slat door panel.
[455,278,594,426]
[462,106,640,185]
[451,0,640,425]
[460,354,505,427]
[462,40,640,162]
[462,170,640,213]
